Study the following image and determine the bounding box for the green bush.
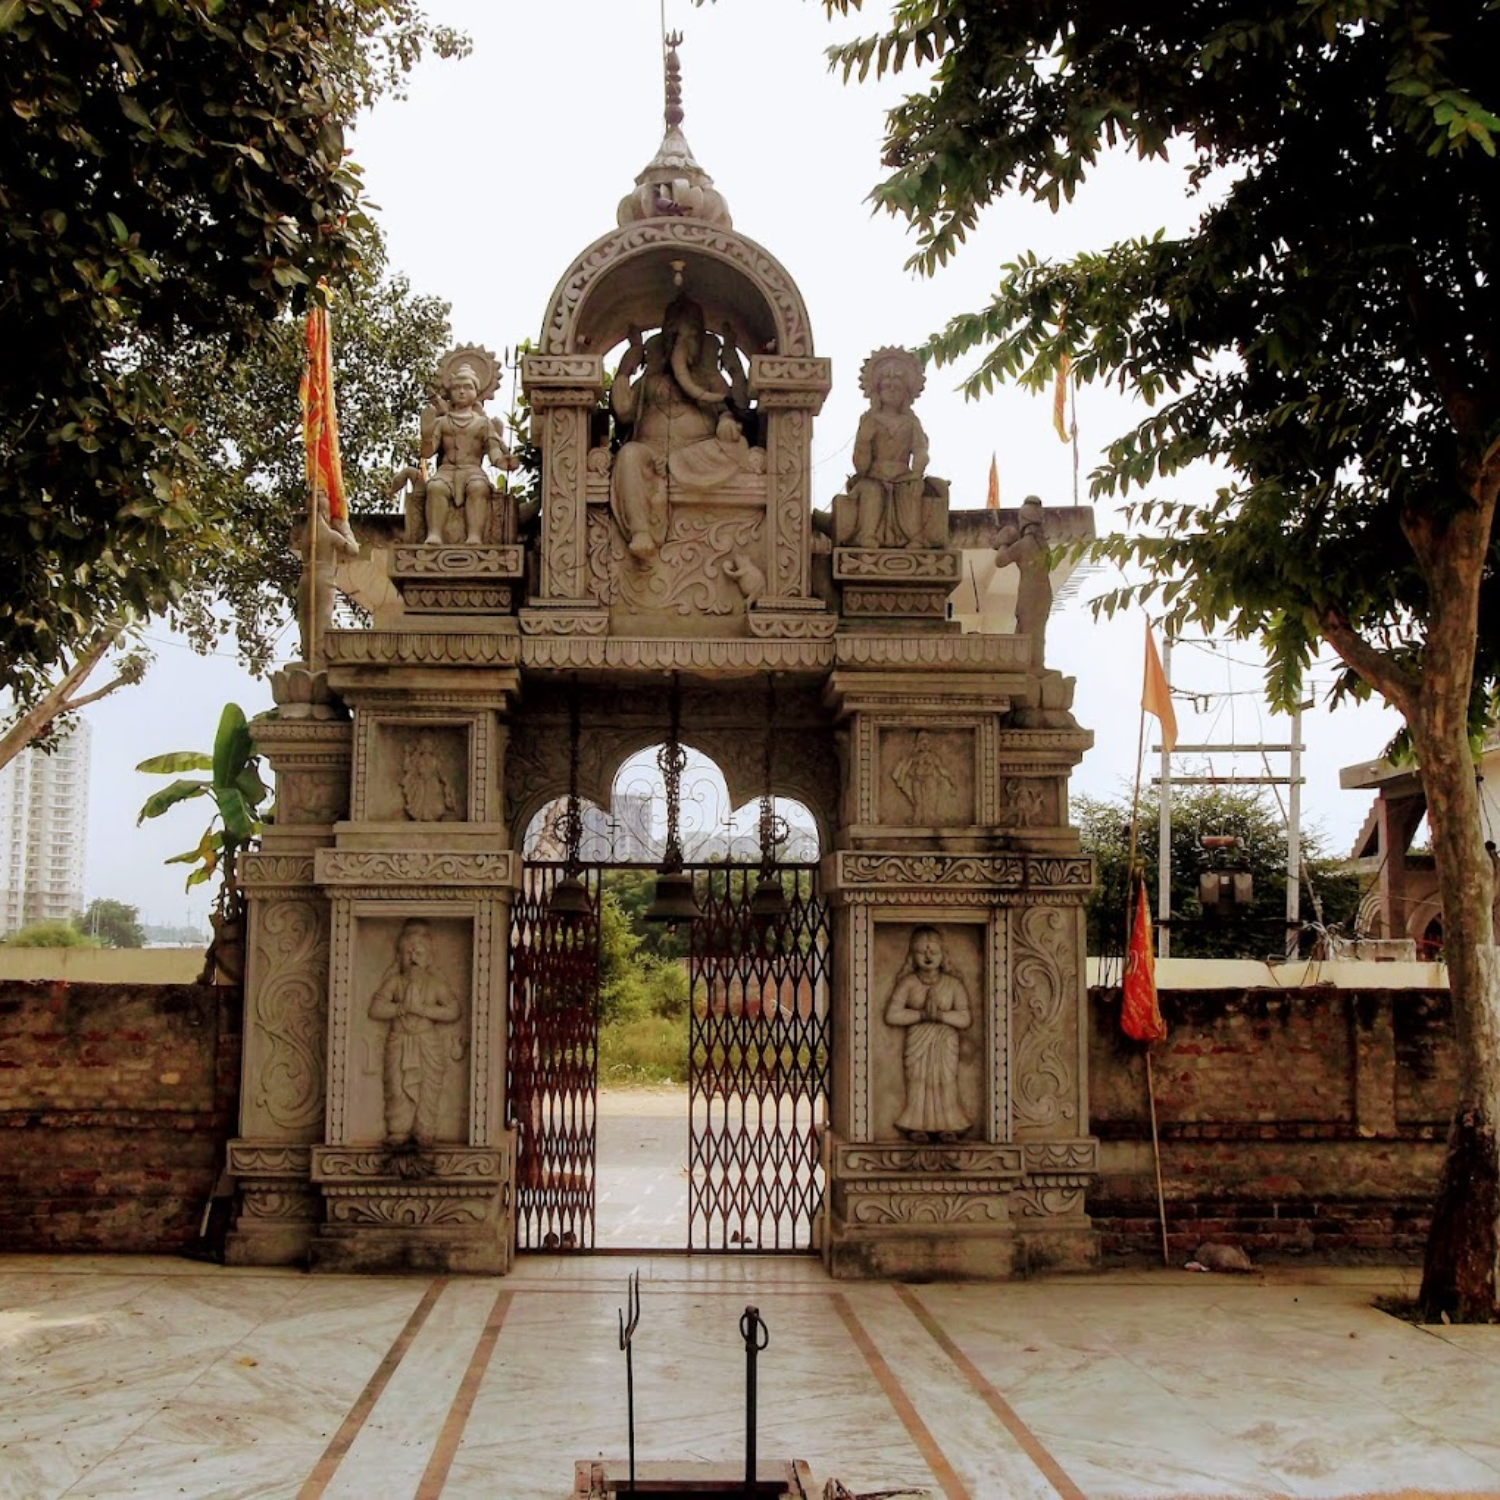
[1,921,98,948]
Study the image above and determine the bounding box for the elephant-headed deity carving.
[606,292,764,563]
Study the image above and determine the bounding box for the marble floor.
[2,1254,1498,1500]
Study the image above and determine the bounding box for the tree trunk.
[1410,497,1500,1322]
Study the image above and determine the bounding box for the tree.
[1,921,96,949]
[74,899,145,950]
[0,1,464,734]
[815,3,1499,1318]
[1076,785,1361,962]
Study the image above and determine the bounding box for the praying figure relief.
[608,292,757,561]
[368,920,464,1147]
[400,733,460,822]
[884,926,974,1142]
[847,347,946,549]
[890,730,956,825]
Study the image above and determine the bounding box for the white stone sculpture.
[368,920,463,1147]
[883,925,974,1142]
[847,347,945,550]
[890,730,956,825]
[993,495,1053,667]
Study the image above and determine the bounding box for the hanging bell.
[749,871,790,925]
[548,872,592,921]
[645,869,698,925]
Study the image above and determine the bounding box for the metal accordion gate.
[507,861,831,1253]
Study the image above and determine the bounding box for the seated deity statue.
[391,347,517,546]
[846,347,947,549]
[608,294,757,561]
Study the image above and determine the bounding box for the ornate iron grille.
[688,863,831,1252]
[508,863,601,1250]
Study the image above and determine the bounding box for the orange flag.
[1052,351,1071,443]
[300,298,347,523]
[1142,620,1178,753]
[986,454,1000,509]
[1122,868,1168,1042]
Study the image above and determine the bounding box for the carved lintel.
[1022,1139,1099,1175]
[842,586,954,619]
[392,545,525,580]
[227,1141,313,1178]
[320,1184,503,1227]
[836,1143,1024,1177]
[746,611,838,640]
[399,585,515,614]
[748,354,832,407]
[314,849,519,887]
[521,353,605,393]
[831,851,1092,893]
[325,632,523,668]
[833,549,962,582]
[312,1146,506,1183]
[518,604,610,636]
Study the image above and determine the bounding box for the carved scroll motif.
[1011,906,1077,1132]
[252,900,328,1133]
[543,405,585,599]
[850,1190,1003,1225]
[772,409,806,598]
[1013,1187,1086,1218]
[585,510,761,615]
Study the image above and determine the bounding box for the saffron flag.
[986,453,1000,509]
[1122,868,1168,1042]
[1052,351,1071,443]
[1142,620,1178,753]
[300,299,347,524]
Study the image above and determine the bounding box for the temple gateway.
[227,46,1097,1279]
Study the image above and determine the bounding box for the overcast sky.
[79,0,1402,929]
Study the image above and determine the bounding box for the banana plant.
[136,702,270,921]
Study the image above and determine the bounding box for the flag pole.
[1146,1048,1169,1266]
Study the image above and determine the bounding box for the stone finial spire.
[616,32,732,229]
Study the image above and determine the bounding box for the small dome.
[616,34,732,230]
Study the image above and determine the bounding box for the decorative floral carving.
[240,1188,316,1221]
[1023,1140,1098,1173]
[323,1188,492,1226]
[833,550,961,580]
[1012,906,1077,1131]
[1012,1187,1086,1218]
[239,853,317,888]
[400,586,515,613]
[850,1191,1002,1225]
[228,1143,311,1176]
[841,1145,1023,1175]
[585,509,762,615]
[315,1148,503,1180]
[771,408,806,597]
[392,545,524,577]
[842,588,951,618]
[317,851,516,885]
[251,901,328,1133]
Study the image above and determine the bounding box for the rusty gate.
[507,861,831,1253]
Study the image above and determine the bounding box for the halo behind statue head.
[437,345,501,404]
[859,346,925,405]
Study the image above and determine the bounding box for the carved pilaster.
[751,355,829,603]
[523,353,604,607]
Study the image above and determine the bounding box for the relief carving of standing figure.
[369,920,463,1147]
[884,926,973,1142]
[400,733,459,822]
[890,729,956,825]
[609,293,755,561]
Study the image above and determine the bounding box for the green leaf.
[136,751,214,774]
[137,779,210,824]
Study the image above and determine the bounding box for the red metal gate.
[509,861,830,1253]
[508,864,601,1250]
[687,863,830,1252]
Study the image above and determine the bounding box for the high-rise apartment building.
[0,722,91,936]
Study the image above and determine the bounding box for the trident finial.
[664,30,685,129]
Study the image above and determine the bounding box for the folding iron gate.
[508,864,602,1250]
[508,862,831,1253]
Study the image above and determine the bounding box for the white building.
[0,723,91,936]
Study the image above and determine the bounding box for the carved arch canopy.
[540,220,815,359]
[505,717,837,855]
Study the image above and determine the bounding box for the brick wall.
[1088,985,1456,1261]
[0,981,240,1252]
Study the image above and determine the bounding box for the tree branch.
[0,625,124,772]
[1317,609,1418,722]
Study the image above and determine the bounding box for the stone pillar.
[521,353,608,636]
[820,668,1097,1277]
[748,354,834,636]
[225,713,350,1266]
